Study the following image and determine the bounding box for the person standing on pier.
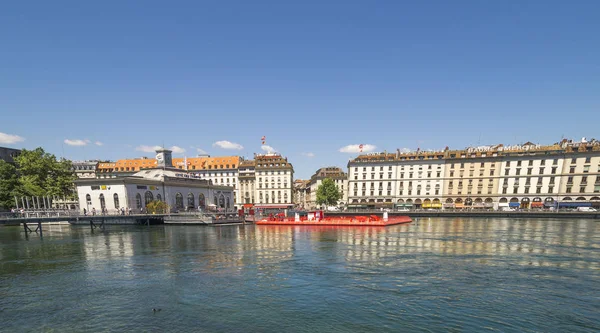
[92,207,96,216]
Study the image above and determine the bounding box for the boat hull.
[256,215,411,227]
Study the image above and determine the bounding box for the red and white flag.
[261,136,266,145]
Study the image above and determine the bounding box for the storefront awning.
[531,202,544,208]
[243,204,254,208]
[509,202,520,207]
[454,203,465,208]
[558,202,591,208]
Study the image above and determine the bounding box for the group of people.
[82,207,134,216]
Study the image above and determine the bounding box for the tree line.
[0,148,76,210]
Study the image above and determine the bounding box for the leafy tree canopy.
[146,200,168,214]
[0,147,76,210]
[316,178,342,207]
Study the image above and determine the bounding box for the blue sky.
[1,0,599,178]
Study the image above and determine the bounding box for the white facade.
[75,168,234,214]
[254,153,294,208]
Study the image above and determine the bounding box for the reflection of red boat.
[256,210,411,227]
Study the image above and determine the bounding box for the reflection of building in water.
[326,219,599,270]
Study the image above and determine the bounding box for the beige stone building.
[306,167,347,209]
[347,137,600,210]
[254,153,294,209]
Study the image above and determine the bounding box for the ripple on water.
[0,219,599,333]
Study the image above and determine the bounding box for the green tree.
[316,178,342,207]
[14,148,76,198]
[0,160,21,209]
[146,200,168,214]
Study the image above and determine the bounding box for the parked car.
[576,207,597,212]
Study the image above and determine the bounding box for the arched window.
[219,194,225,208]
[86,194,92,206]
[198,193,206,209]
[214,196,218,207]
[136,193,142,209]
[99,194,106,210]
[175,193,184,209]
[113,193,120,209]
[145,191,154,205]
[156,194,162,201]
[226,196,230,209]
[265,193,269,203]
[188,193,195,209]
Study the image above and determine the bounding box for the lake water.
[1,218,599,332]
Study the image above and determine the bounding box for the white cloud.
[64,139,88,146]
[399,148,411,153]
[136,145,186,153]
[95,141,103,146]
[136,145,162,153]
[196,148,208,154]
[339,144,377,153]
[261,145,277,153]
[170,146,186,154]
[213,140,244,150]
[0,132,25,144]
[302,152,315,158]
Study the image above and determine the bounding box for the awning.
[431,203,442,208]
[509,202,520,207]
[395,203,412,208]
[558,202,591,208]
[498,202,509,207]
[484,203,494,208]
[243,204,254,208]
[443,203,455,208]
[544,202,555,207]
[422,203,432,208]
[454,203,465,208]
[531,202,544,208]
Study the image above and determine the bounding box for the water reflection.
[0,218,598,332]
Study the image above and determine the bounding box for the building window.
[580,186,586,193]
[502,188,507,194]
[566,187,572,193]
[513,187,518,194]
[551,167,557,174]
[175,193,183,209]
[571,158,577,164]
[99,194,106,211]
[516,169,521,176]
[583,165,590,173]
[585,157,591,163]
[490,169,494,176]
[517,161,522,167]
[548,186,554,193]
[536,187,541,194]
[570,167,575,173]
[113,193,119,209]
[136,193,142,209]
[187,193,195,209]
[505,169,510,176]
[524,187,529,194]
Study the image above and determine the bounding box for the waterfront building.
[306,167,347,209]
[72,161,99,179]
[0,146,21,164]
[443,148,502,210]
[254,153,294,210]
[76,149,234,214]
[347,137,600,210]
[97,155,242,207]
[293,179,310,209]
[238,159,256,207]
[348,150,445,209]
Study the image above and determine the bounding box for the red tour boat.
[255,210,411,227]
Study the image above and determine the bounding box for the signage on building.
[467,144,541,153]
[136,185,147,190]
[174,173,202,179]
